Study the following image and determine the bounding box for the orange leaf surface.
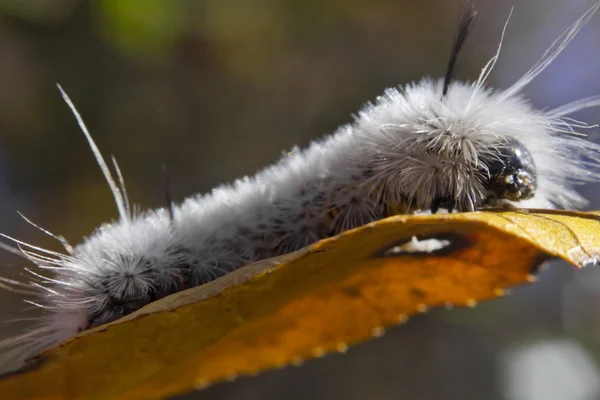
[1,209,599,400]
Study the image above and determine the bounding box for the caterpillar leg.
[429,196,455,214]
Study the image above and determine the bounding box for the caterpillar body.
[3,2,600,367]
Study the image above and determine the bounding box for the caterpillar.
[2,2,600,369]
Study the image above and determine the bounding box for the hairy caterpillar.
[2,2,600,369]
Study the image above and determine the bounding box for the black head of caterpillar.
[2,2,600,370]
[485,137,537,204]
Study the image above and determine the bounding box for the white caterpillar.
[3,2,600,367]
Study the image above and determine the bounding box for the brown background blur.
[2,1,600,399]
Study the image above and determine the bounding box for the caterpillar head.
[484,137,537,203]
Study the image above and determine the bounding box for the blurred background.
[1,0,600,399]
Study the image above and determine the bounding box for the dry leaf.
[1,209,599,400]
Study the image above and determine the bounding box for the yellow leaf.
[1,209,599,400]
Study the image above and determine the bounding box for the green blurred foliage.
[96,0,186,62]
